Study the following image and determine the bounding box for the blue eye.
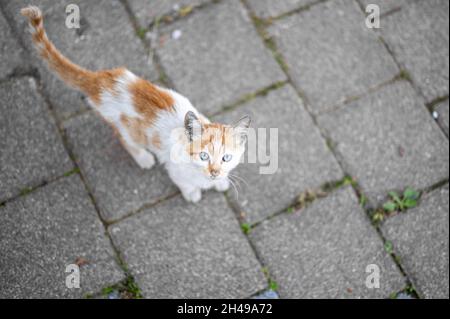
[222,154,232,162]
[199,152,209,161]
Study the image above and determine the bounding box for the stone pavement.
[0,0,448,299]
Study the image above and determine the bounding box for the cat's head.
[183,111,250,180]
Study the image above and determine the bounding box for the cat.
[21,6,250,203]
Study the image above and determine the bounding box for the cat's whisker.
[230,174,248,186]
[228,177,240,201]
[229,173,248,188]
[228,175,242,192]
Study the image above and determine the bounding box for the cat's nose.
[210,169,220,178]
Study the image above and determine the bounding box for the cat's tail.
[20,6,121,104]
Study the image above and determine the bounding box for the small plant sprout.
[383,187,420,213]
[360,194,368,208]
[262,267,279,292]
[136,28,147,40]
[372,210,385,223]
[269,278,278,291]
[384,241,394,254]
[241,223,251,235]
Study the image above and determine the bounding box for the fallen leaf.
[75,257,89,267]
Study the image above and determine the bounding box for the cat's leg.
[129,147,156,170]
[167,165,202,203]
[214,178,230,192]
[180,186,202,203]
[118,134,156,169]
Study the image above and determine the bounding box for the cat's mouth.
[209,173,226,181]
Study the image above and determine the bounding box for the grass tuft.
[262,267,279,292]
[241,223,252,235]
[372,187,421,224]
[98,276,143,299]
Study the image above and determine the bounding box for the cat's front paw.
[134,151,155,169]
[182,188,202,203]
[215,179,230,192]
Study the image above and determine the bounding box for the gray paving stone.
[63,112,177,223]
[268,0,399,115]
[0,11,27,80]
[381,0,449,103]
[216,85,343,225]
[318,81,449,205]
[109,193,267,298]
[126,0,209,27]
[0,77,73,203]
[246,0,315,19]
[0,175,125,298]
[3,0,158,121]
[359,0,411,15]
[382,184,449,299]
[435,99,449,137]
[157,0,286,115]
[250,187,405,298]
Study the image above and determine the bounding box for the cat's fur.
[21,6,250,203]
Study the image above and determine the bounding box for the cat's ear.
[232,115,251,144]
[232,115,251,130]
[185,111,202,141]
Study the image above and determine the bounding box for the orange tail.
[21,6,123,104]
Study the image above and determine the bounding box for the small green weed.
[383,187,420,213]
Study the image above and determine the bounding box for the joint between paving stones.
[273,0,331,21]
[222,193,275,295]
[144,0,223,30]
[208,80,289,118]
[105,192,181,227]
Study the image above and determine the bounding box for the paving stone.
[0,175,125,298]
[109,193,266,298]
[382,185,449,299]
[63,112,177,223]
[216,85,343,225]
[318,81,449,205]
[3,0,158,121]
[359,0,411,15]
[435,99,449,137]
[381,0,449,103]
[246,0,315,19]
[250,187,405,298]
[157,0,286,115]
[0,77,73,203]
[0,11,27,80]
[268,0,398,115]
[126,0,209,27]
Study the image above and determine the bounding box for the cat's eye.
[199,152,210,161]
[222,154,232,162]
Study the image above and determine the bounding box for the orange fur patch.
[119,79,175,147]
[152,133,162,149]
[120,114,149,146]
[129,78,175,125]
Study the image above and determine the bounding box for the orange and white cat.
[21,6,250,203]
